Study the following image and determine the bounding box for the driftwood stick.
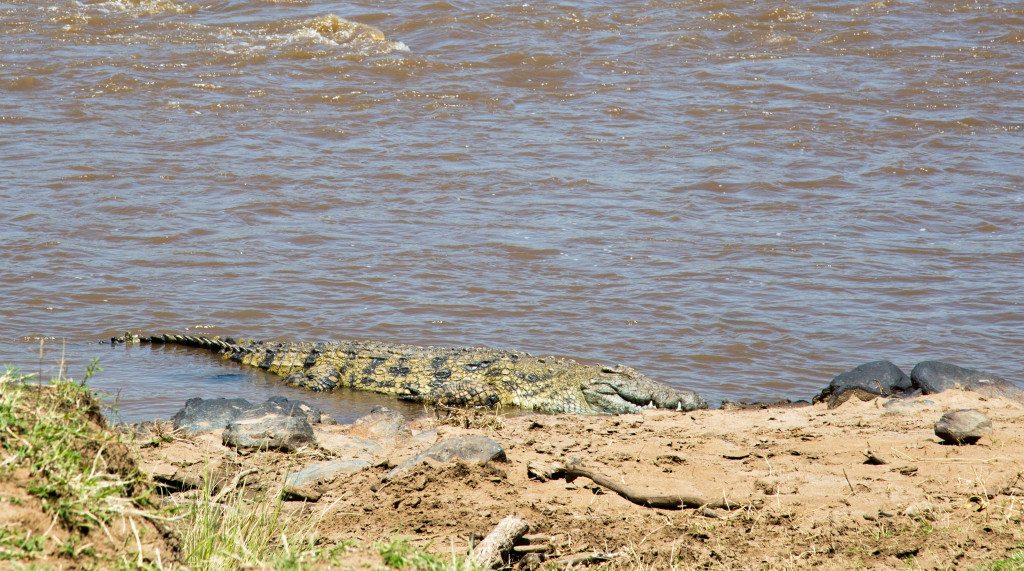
[470,515,530,569]
[533,458,738,510]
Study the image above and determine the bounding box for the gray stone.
[912,361,1022,399]
[814,361,912,407]
[934,409,992,445]
[348,406,411,441]
[171,398,253,434]
[385,435,506,480]
[318,433,384,461]
[258,396,334,425]
[170,396,338,435]
[283,459,372,501]
[223,410,315,452]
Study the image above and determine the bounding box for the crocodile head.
[581,365,707,414]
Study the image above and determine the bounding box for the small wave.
[851,0,897,14]
[3,76,43,91]
[821,30,878,45]
[758,6,814,23]
[214,14,408,58]
[757,32,797,47]
[707,11,739,23]
[995,31,1024,45]
[266,14,408,54]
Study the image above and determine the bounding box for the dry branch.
[470,515,530,568]
[530,458,740,510]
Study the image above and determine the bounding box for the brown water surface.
[1,0,1022,421]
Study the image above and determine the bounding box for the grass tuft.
[175,470,350,570]
[0,364,163,568]
[0,366,149,532]
[0,527,46,561]
[378,537,477,570]
[977,549,1024,571]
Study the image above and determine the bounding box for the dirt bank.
[0,374,178,569]
[129,389,1024,569]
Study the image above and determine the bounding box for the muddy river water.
[1,0,1022,421]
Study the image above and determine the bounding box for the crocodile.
[113,333,707,415]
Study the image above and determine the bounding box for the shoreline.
[128,386,1024,568]
[4,364,1024,569]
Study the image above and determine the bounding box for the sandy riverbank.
[126,388,1024,569]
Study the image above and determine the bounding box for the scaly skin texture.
[115,333,707,415]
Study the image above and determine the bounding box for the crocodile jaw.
[581,366,707,414]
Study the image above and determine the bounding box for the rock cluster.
[165,399,508,502]
[815,360,1020,408]
[171,396,332,452]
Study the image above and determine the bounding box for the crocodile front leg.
[283,363,341,392]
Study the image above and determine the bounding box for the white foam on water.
[265,14,408,55]
[78,0,191,16]
[211,14,408,57]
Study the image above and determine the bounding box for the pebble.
[934,409,992,445]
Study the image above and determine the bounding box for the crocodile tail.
[112,332,237,354]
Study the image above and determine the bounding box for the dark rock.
[258,396,334,425]
[283,459,372,501]
[385,435,506,480]
[911,361,1022,399]
[170,396,335,435]
[934,409,992,445]
[814,361,913,408]
[223,410,315,452]
[171,398,253,434]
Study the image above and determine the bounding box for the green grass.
[0,364,162,568]
[1,361,494,570]
[0,528,46,561]
[977,549,1024,571]
[176,471,352,571]
[0,366,151,532]
[378,537,477,571]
